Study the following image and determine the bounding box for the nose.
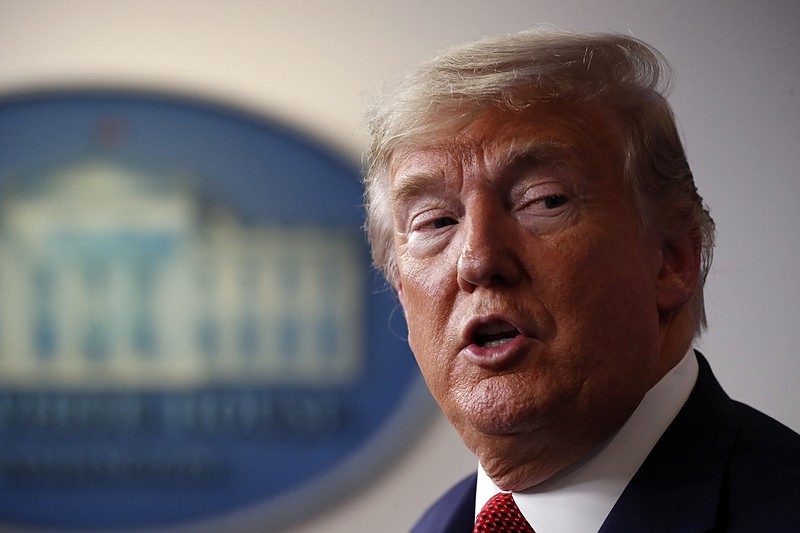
[456,204,523,292]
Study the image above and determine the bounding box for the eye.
[408,208,460,234]
[541,195,567,209]
[405,209,459,250]
[523,193,568,214]
[515,187,570,222]
[431,217,458,229]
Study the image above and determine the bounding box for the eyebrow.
[494,139,574,172]
[391,169,447,207]
[390,138,575,206]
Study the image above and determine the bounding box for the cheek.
[398,260,467,406]
[542,228,659,344]
[577,253,663,424]
[398,259,453,354]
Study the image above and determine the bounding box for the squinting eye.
[432,217,458,229]
[542,195,567,209]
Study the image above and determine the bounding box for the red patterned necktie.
[473,492,535,533]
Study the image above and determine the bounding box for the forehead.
[390,102,625,184]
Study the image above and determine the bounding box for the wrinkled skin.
[391,103,698,491]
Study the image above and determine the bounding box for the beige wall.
[1,1,799,531]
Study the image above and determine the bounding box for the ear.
[396,280,408,310]
[656,232,701,315]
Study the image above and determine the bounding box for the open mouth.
[473,321,520,348]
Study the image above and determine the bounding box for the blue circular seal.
[0,91,426,531]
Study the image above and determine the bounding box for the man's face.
[391,103,681,488]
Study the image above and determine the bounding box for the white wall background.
[0,1,798,532]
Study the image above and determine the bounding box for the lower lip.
[461,334,534,369]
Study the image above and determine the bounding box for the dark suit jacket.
[411,352,800,532]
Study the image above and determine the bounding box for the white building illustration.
[0,158,365,388]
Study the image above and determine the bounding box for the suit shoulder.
[723,401,800,531]
[731,400,800,462]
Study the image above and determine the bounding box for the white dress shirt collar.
[475,348,698,533]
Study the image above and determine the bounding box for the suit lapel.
[599,352,736,532]
[411,474,477,533]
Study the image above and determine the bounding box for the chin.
[454,399,550,439]
[447,376,568,445]
[469,410,545,437]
